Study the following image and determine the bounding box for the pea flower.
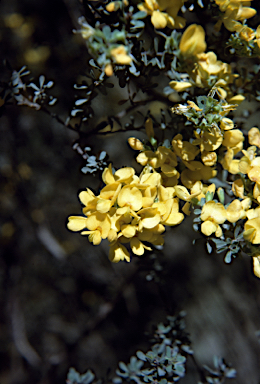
[244,217,260,244]
[248,127,260,148]
[67,164,186,263]
[138,0,186,29]
[200,201,227,237]
[179,24,206,57]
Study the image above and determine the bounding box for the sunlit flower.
[172,134,200,162]
[138,0,186,29]
[214,0,257,40]
[181,160,217,189]
[226,199,245,223]
[200,201,227,237]
[220,118,234,130]
[109,242,130,262]
[248,127,260,148]
[169,81,192,92]
[179,24,206,57]
[201,150,217,167]
[232,178,245,199]
[244,217,260,244]
[193,125,223,152]
[253,255,260,278]
[128,137,144,151]
[222,129,244,153]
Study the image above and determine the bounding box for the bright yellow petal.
[226,199,244,223]
[109,242,130,262]
[179,24,206,57]
[67,216,88,231]
[201,220,217,236]
[201,201,226,224]
[102,164,115,184]
[118,186,143,211]
[253,256,260,278]
[138,207,161,229]
[151,10,167,28]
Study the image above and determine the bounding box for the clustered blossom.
[126,103,260,277]
[68,164,184,263]
[214,0,260,45]
[67,2,260,278]
[170,23,244,101]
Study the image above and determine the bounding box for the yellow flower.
[197,51,225,75]
[248,161,260,184]
[105,63,113,77]
[138,207,161,230]
[193,125,223,152]
[221,148,239,174]
[117,185,143,211]
[106,1,120,12]
[179,24,206,57]
[67,216,88,232]
[220,118,234,130]
[226,199,245,223]
[172,134,200,162]
[239,26,255,41]
[244,217,260,244]
[252,255,260,278]
[248,127,260,148]
[128,137,144,151]
[181,161,217,189]
[97,182,122,213]
[222,129,244,153]
[110,45,132,65]
[195,183,216,202]
[81,212,111,245]
[106,1,128,12]
[109,242,130,262]
[201,201,227,237]
[130,237,152,255]
[79,188,98,215]
[201,151,217,167]
[232,178,244,198]
[138,0,186,29]
[103,164,136,184]
[159,197,184,225]
[169,81,192,92]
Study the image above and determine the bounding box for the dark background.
[1,1,260,383]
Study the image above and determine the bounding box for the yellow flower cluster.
[138,0,186,29]
[126,103,260,277]
[214,0,260,45]
[170,24,243,100]
[67,164,184,263]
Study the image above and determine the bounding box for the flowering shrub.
[2,0,260,381]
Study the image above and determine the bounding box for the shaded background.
[1,0,260,383]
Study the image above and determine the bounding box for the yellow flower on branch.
[109,242,130,262]
[200,201,227,237]
[248,127,260,148]
[244,217,260,244]
[179,24,206,57]
[138,0,186,29]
